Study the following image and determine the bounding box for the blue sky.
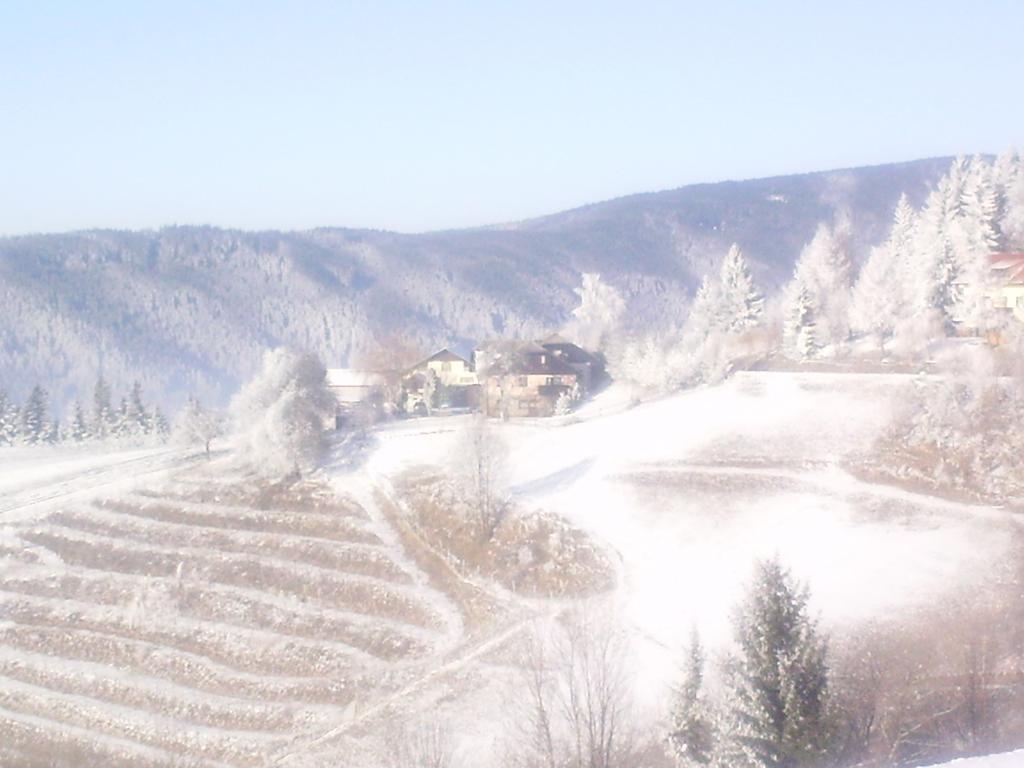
[1,1,1021,235]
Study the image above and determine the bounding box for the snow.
[922,750,1024,767]
[356,370,1016,714]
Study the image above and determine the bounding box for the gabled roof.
[411,348,469,368]
[991,252,1024,285]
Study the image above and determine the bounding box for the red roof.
[990,252,1024,285]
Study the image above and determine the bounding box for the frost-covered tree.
[173,396,223,457]
[228,348,335,476]
[457,416,509,538]
[995,149,1024,247]
[68,401,90,442]
[851,195,918,350]
[563,272,626,352]
[125,380,150,436]
[148,407,170,440]
[782,283,819,360]
[669,629,715,767]
[19,384,50,445]
[849,244,903,351]
[92,375,113,440]
[0,391,18,446]
[687,275,721,340]
[719,558,833,768]
[718,243,764,333]
[554,382,582,416]
[791,220,853,350]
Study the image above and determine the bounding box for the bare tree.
[383,713,459,768]
[507,607,637,768]
[458,416,509,538]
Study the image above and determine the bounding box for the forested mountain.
[0,156,953,410]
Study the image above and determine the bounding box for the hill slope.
[0,156,953,410]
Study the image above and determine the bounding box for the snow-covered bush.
[879,346,1024,499]
[228,348,336,476]
[172,395,224,456]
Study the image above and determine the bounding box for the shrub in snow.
[880,346,1024,498]
[172,395,225,457]
[228,348,336,477]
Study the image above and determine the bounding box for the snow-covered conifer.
[669,629,715,767]
[563,272,626,352]
[0,391,17,446]
[719,558,833,768]
[19,384,50,445]
[69,401,90,442]
[92,375,113,440]
[783,283,819,360]
[791,221,853,349]
[718,243,764,333]
[126,380,150,436]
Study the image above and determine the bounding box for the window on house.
[441,362,451,372]
[546,376,555,386]
[517,376,528,387]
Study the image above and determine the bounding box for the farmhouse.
[474,338,597,418]
[402,349,479,411]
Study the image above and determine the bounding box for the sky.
[1,0,1022,236]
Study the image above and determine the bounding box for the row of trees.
[591,150,1024,395]
[0,378,170,447]
[785,151,1024,358]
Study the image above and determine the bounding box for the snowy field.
[0,370,1018,766]
[359,371,1018,718]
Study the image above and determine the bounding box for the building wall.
[994,285,1024,322]
[482,373,576,418]
[425,359,477,387]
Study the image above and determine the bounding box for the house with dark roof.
[474,339,591,418]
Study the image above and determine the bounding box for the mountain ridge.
[0,155,956,412]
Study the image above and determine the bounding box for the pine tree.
[126,380,149,436]
[687,275,722,340]
[791,222,853,350]
[149,407,170,441]
[849,241,904,351]
[783,284,818,361]
[69,401,90,442]
[92,375,112,440]
[720,558,833,768]
[718,243,764,333]
[18,385,50,445]
[669,629,715,767]
[0,391,17,446]
[113,396,131,440]
[913,172,961,330]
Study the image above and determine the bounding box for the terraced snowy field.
[0,465,469,767]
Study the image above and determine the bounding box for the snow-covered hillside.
[1,370,1017,766]
[355,370,1016,715]
[924,751,1024,767]
[0,157,952,412]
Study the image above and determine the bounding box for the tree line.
[0,376,169,447]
